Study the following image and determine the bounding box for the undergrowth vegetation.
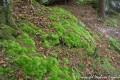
[76,0,98,8]
[0,20,80,79]
[38,7,96,55]
[104,18,118,27]
[108,38,120,53]
[0,0,120,79]
[96,58,117,74]
[15,55,79,80]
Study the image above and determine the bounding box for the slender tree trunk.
[99,0,106,18]
[0,0,17,29]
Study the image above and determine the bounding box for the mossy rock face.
[0,24,17,40]
[38,7,96,55]
[0,33,36,55]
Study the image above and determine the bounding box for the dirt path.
[55,1,120,41]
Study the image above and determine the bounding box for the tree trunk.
[0,0,17,40]
[99,0,106,18]
[0,0,17,29]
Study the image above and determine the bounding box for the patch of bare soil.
[55,1,120,41]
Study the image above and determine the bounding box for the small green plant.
[62,58,69,64]
[19,15,25,19]
[104,18,118,27]
[101,58,116,74]
[96,58,117,75]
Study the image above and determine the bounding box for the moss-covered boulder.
[0,24,17,40]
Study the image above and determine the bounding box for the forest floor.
[13,0,120,78]
[55,0,120,41]
[0,1,120,80]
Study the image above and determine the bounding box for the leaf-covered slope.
[38,7,96,55]
[0,0,120,80]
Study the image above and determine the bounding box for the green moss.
[42,40,51,48]
[0,40,27,55]
[78,64,86,71]
[15,55,75,80]
[0,67,4,75]
[39,7,96,55]
[62,58,69,64]
[72,68,81,80]
[19,15,25,19]
[0,33,36,55]
[108,38,120,53]
[101,58,116,74]
[0,24,17,40]
[18,21,43,36]
[17,33,36,53]
[18,23,36,35]
[0,67,15,80]
[96,58,117,75]
[104,18,118,27]
[41,33,60,48]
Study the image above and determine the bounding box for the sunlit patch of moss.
[41,33,60,48]
[18,21,43,36]
[17,33,36,53]
[108,38,120,53]
[39,7,96,55]
[15,55,77,80]
[0,40,27,55]
[0,33,36,55]
[18,23,37,35]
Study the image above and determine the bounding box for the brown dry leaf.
[18,78,24,80]
[16,68,23,79]
[0,61,5,64]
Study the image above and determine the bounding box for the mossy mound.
[0,22,80,79]
[14,55,79,80]
[38,7,96,55]
[0,39,79,80]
